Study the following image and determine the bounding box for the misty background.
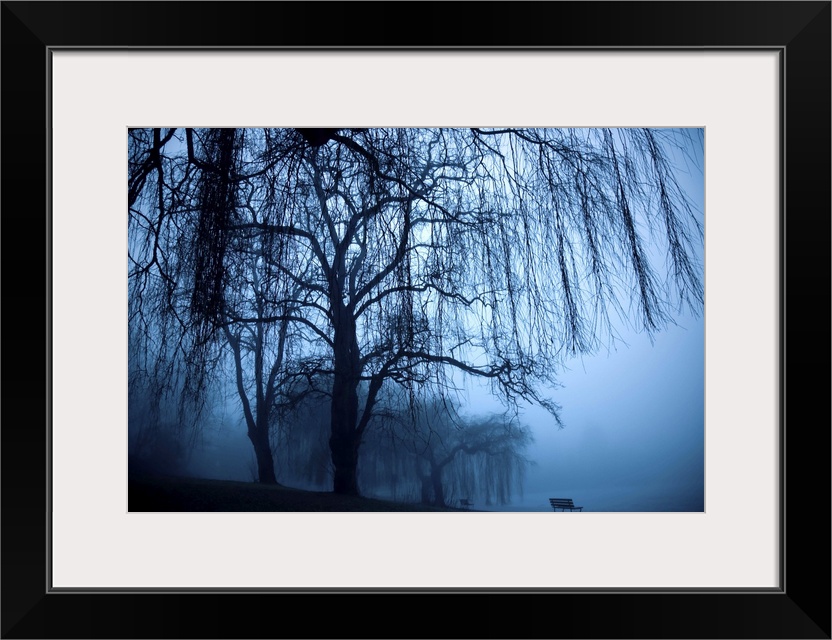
[166,311,703,512]
[128,127,704,512]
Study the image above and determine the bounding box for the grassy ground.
[129,475,470,512]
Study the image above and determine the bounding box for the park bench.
[459,498,473,510]
[549,498,583,512]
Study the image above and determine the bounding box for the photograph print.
[127,127,704,513]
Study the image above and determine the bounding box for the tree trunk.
[329,305,362,495]
[330,429,360,495]
[248,425,277,484]
[431,465,446,507]
[329,375,360,494]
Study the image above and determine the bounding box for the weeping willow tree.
[128,127,703,494]
[358,397,534,508]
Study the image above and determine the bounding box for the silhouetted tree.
[219,253,305,484]
[128,127,703,495]
[380,399,534,508]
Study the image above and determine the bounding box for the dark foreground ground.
[129,475,470,512]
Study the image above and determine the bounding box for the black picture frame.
[2,2,829,638]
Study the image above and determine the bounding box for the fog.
[171,304,704,512]
[169,310,701,512]
[128,127,704,512]
[486,315,704,511]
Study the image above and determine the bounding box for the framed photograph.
[3,2,829,638]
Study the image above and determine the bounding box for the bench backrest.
[549,498,575,507]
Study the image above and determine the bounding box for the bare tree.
[129,128,304,483]
[366,399,534,508]
[128,127,703,496]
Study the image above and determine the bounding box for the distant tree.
[419,415,533,509]
[128,127,703,495]
[386,399,534,508]
[272,379,334,490]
